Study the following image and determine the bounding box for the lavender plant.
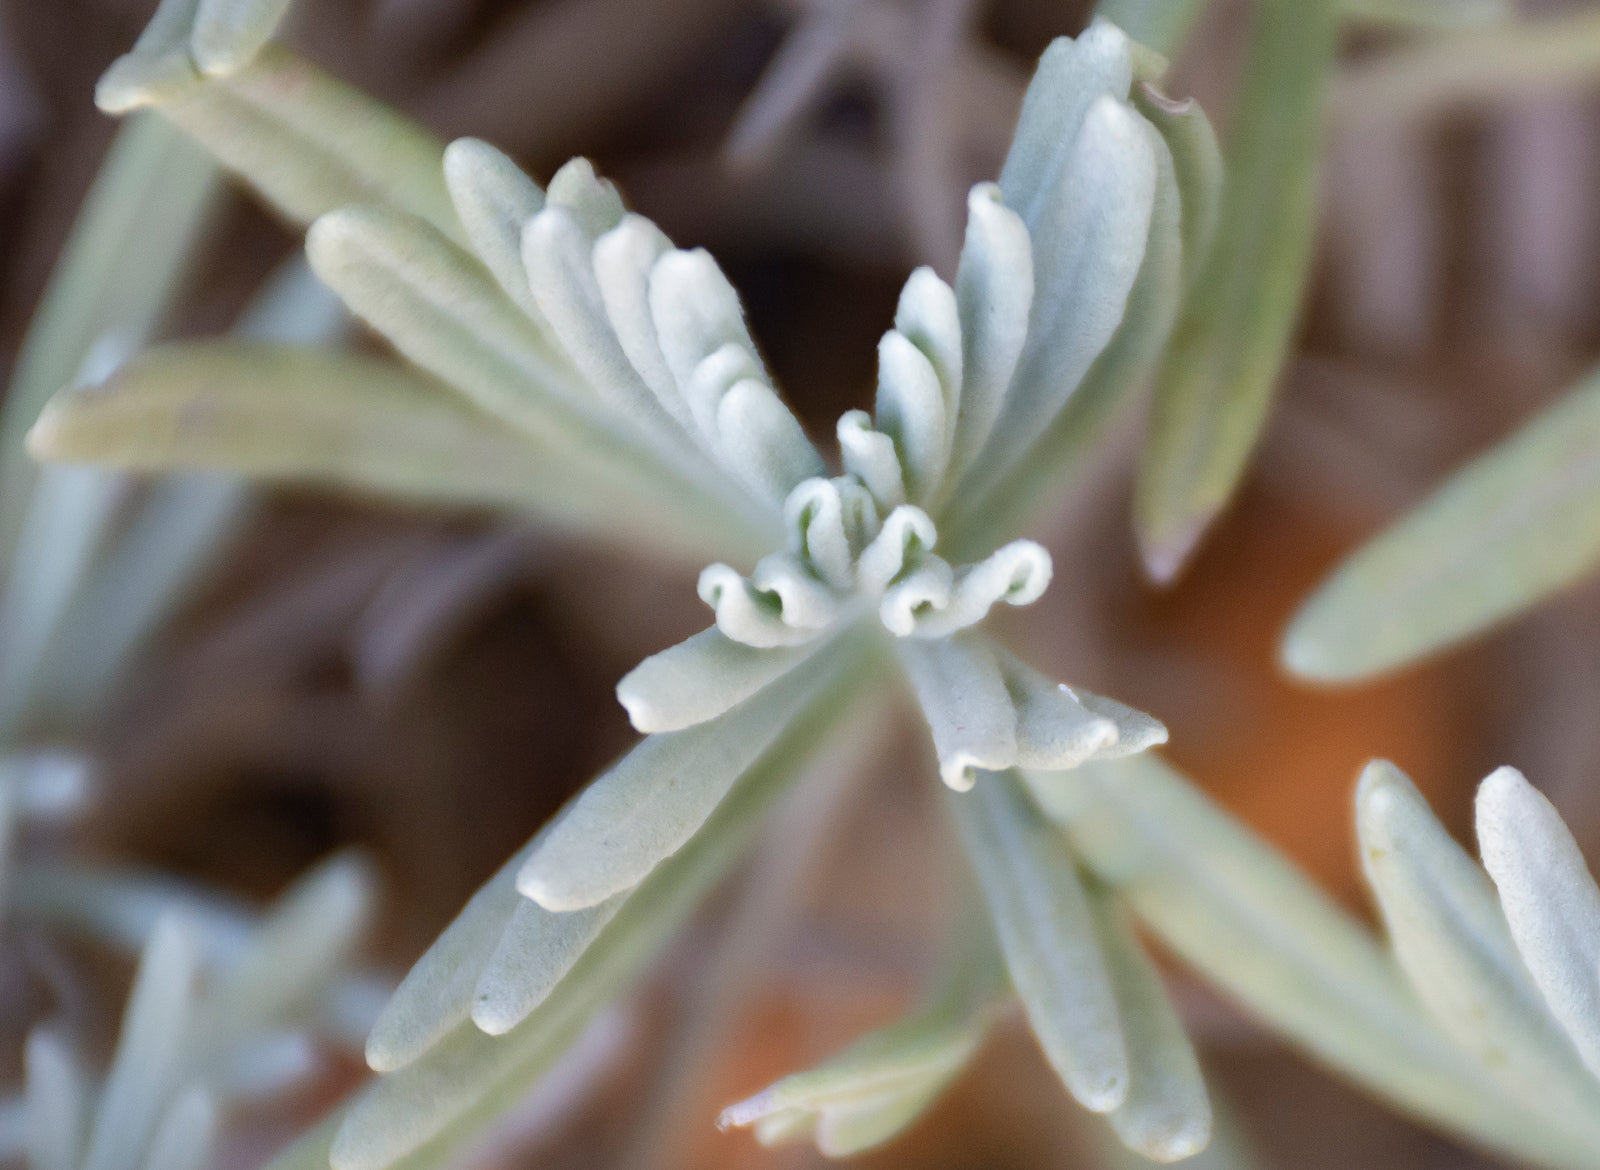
[19,1,1600,1170]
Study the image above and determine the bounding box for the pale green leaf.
[365,842,536,1072]
[1131,84,1222,290]
[1356,762,1600,1131]
[616,627,814,734]
[135,46,460,236]
[1342,0,1509,29]
[945,184,1032,494]
[994,648,1117,771]
[1038,753,1600,1169]
[1089,887,1211,1162]
[83,914,201,1170]
[1134,0,1338,582]
[25,1030,87,1170]
[323,648,880,1170]
[1477,766,1600,1083]
[470,894,625,1036]
[442,138,547,321]
[877,323,951,502]
[190,0,292,75]
[897,634,1016,791]
[1283,367,1600,681]
[95,0,204,111]
[978,95,1156,496]
[947,771,1128,1112]
[137,1086,215,1170]
[0,113,218,577]
[517,645,850,912]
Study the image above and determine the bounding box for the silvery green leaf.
[947,771,1127,1110]
[593,215,683,421]
[977,95,1157,496]
[131,47,461,237]
[27,343,734,560]
[876,330,949,505]
[716,378,827,505]
[1132,85,1222,290]
[326,650,879,1170]
[1088,887,1211,1162]
[719,992,989,1157]
[686,344,763,447]
[947,184,1032,493]
[517,649,843,911]
[197,851,377,1060]
[994,649,1117,770]
[0,462,123,742]
[999,19,1132,228]
[856,505,938,597]
[83,914,201,1170]
[1092,0,1209,58]
[941,106,1180,561]
[1356,762,1600,1129]
[617,628,814,733]
[25,1029,86,1170]
[649,248,766,414]
[1133,0,1337,582]
[190,0,292,75]
[442,138,546,321]
[1075,690,1169,757]
[893,267,962,427]
[784,477,861,590]
[471,893,626,1036]
[544,158,626,240]
[1045,753,1600,1168]
[897,634,1017,792]
[522,204,672,427]
[307,205,581,423]
[137,1085,215,1170]
[837,411,908,511]
[0,113,217,579]
[879,557,955,637]
[900,541,1053,639]
[366,842,535,1072]
[1477,766,1600,1083]
[1282,367,1600,682]
[96,0,203,111]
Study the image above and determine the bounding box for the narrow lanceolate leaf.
[1088,888,1211,1163]
[197,851,377,1059]
[119,46,460,238]
[1342,0,1510,30]
[897,634,1016,791]
[977,96,1157,496]
[83,915,201,1170]
[137,1086,215,1170]
[0,113,218,578]
[470,894,625,1036]
[1036,753,1600,1170]
[25,1030,87,1170]
[1477,766,1600,1083]
[189,0,292,75]
[1131,86,1222,290]
[617,627,814,733]
[718,968,994,1157]
[946,184,1032,493]
[366,843,537,1072]
[1283,368,1600,682]
[442,138,547,322]
[943,105,1180,561]
[518,647,846,912]
[994,649,1118,770]
[1134,0,1338,583]
[947,772,1128,1112]
[1356,762,1600,1132]
[323,653,880,1170]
